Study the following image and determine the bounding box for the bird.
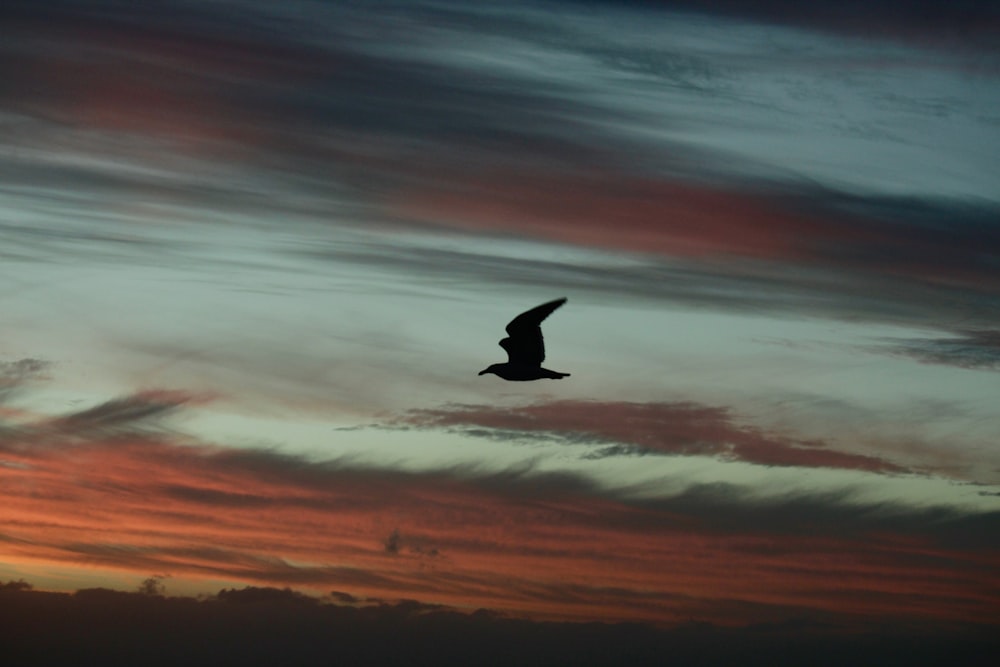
[479,298,570,381]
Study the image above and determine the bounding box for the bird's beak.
[478,369,489,376]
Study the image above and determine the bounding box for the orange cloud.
[3,403,997,628]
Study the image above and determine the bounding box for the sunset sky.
[1,0,999,659]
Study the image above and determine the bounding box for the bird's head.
[478,364,501,377]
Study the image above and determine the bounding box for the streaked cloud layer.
[1,0,999,657]
[3,391,999,628]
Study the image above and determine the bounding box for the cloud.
[0,358,49,402]
[587,0,1000,45]
[3,0,997,343]
[1,389,205,455]
[880,330,1000,371]
[391,173,1000,321]
[44,390,198,434]
[2,391,999,629]
[289,184,1000,331]
[0,0,637,211]
[384,529,402,555]
[405,400,905,474]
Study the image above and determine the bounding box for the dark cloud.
[881,329,1000,370]
[571,0,1000,46]
[640,482,1000,549]
[405,400,906,474]
[384,528,402,555]
[0,582,997,667]
[785,192,1000,293]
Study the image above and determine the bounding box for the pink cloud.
[407,400,905,474]
[394,172,848,261]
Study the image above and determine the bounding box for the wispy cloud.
[3,0,997,341]
[1,0,998,645]
[0,358,49,402]
[3,390,998,627]
[880,330,1000,371]
[405,400,905,473]
[43,390,199,435]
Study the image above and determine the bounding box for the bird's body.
[479,363,569,381]
[479,298,570,381]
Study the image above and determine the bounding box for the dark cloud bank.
[1,582,995,667]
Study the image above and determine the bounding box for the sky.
[1,0,999,661]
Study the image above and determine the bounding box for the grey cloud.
[0,389,200,456]
[637,482,1000,549]
[292,234,1000,330]
[790,192,1000,295]
[45,391,195,435]
[880,330,1000,371]
[587,0,1000,47]
[0,358,49,402]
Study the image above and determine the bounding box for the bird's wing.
[499,298,566,366]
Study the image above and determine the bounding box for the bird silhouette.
[479,298,570,381]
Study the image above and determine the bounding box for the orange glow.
[2,431,997,627]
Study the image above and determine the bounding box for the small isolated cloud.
[405,400,904,474]
[383,529,401,555]
[880,330,1000,371]
[381,528,440,559]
